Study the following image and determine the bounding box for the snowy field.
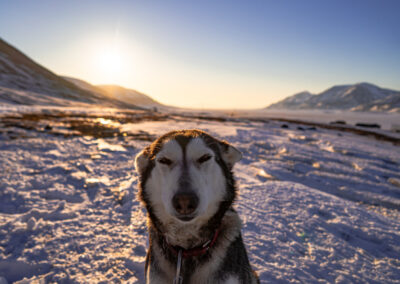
[191,108,400,132]
[1,107,400,283]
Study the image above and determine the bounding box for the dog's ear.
[135,150,149,175]
[218,141,242,169]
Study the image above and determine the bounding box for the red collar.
[166,228,220,259]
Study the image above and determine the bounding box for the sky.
[0,0,400,109]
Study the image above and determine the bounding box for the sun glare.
[93,44,127,84]
[99,50,121,73]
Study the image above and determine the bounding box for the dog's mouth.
[176,215,196,222]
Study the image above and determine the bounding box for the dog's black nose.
[172,192,199,216]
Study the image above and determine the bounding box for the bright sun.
[93,45,126,84]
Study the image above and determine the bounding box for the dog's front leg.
[145,247,176,284]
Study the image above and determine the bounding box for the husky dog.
[135,129,259,284]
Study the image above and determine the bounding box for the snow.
[224,108,400,132]
[0,106,400,283]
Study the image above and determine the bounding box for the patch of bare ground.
[0,110,167,140]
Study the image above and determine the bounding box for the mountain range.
[0,38,161,109]
[267,83,400,113]
[1,38,399,113]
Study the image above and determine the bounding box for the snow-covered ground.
[187,108,400,132]
[1,107,400,283]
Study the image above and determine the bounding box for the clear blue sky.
[1,0,399,108]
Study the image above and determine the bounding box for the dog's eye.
[197,154,212,164]
[158,157,173,165]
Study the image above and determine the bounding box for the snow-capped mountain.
[266,91,313,109]
[0,38,159,109]
[267,83,400,113]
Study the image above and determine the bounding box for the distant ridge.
[98,85,160,107]
[267,83,400,113]
[63,77,162,108]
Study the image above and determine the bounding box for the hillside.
[267,83,400,113]
[266,91,313,109]
[63,77,162,108]
[98,85,160,107]
[0,38,109,106]
[0,38,158,109]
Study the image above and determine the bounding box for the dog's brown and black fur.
[135,129,259,283]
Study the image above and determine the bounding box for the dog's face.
[135,130,241,227]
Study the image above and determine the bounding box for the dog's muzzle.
[172,192,199,221]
